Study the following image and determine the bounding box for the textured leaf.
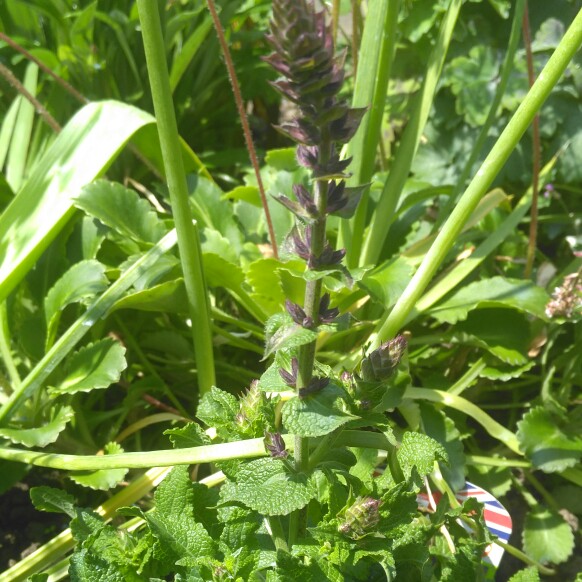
[428,277,550,324]
[0,406,74,448]
[282,386,355,438]
[165,422,211,449]
[146,466,214,566]
[69,442,129,490]
[30,486,77,517]
[75,180,167,244]
[257,352,294,393]
[397,432,448,480]
[523,507,574,565]
[196,386,239,428]
[51,339,127,395]
[508,568,541,582]
[69,550,128,582]
[44,260,109,346]
[222,458,318,516]
[263,313,318,359]
[517,406,582,472]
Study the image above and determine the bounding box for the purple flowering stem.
[206,0,279,259]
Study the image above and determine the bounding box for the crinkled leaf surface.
[517,406,582,472]
[146,466,214,566]
[0,405,74,448]
[50,338,127,395]
[75,180,167,244]
[264,313,318,360]
[165,422,211,449]
[30,486,76,518]
[44,259,109,346]
[69,442,129,490]
[428,277,550,324]
[523,507,574,565]
[196,386,238,428]
[508,568,542,582]
[397,432,448,480]
[222,458,318,516]
[282,385,354,438]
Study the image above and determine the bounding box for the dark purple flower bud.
[312,243,345,268]
[360,335,407,382]
[318,293,339,323]
[264,431,289,459]
[296,145,319,169]
[329,107,367,144]
[328,183,368,218]
[292,226,313,262]
[298,376,329,399]
[285,299,314,328]
[274,120,320,146]
[293,184,318,214]
[279,357,299,387]
[338,496,382,538]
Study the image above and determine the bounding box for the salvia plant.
[1,0,582,581]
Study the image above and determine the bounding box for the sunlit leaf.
[69,442,129,490]
[523,507,574,565]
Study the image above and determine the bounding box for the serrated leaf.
[517,407,582,472]
[0,405,74,447]
[69,549,129,582]
[428,277,550,324]
[69,442,129,490]
[75,180,167,244]
[30,486,76,518]
[523,507,574,565]
[146,466,214,565]
[508,568,541,582]
[222,458,318,515]
[263,313,318,359]
[165,422,211,449]
[397,432,448,480]
[44,260,109,347]
[258,352,294,393]
[203,252,245,289]
[196,386,239,428]
[282,386,354,437]
[50,339,126,396]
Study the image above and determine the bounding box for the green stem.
[447,357,486,396]
[0,434,295,471]
[0,301,20,391]
[137,0,215,397]
[372,9,582,345]
[267,516,289,552]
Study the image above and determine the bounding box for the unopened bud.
[360,335,407,382]
[338,496,381,538]
[264,431,288,459]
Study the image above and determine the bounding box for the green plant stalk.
[0,301,20,390]
[404,388,521,453]
[361,0,462,267]
[0,229,179,424]
[372,9,582,345]
[493,539,555,576]
[343,0,399,266]
[436,0,526,225]
[137,0,215,396]
[0,435,295,470]
[447,357,486,396]
[465,455,530,468]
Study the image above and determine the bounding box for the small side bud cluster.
[360,336,407,383]
[338,496,382,538]
[264,431,289,459]
[545,272,581,319]
[235,381,264,436]
[279,358,329,399]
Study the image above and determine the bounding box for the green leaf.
[69,442,129,490]
[203,252,245,289]
[30,486,77,518]
[247,258,285,317]
[165,422,211,449]
[508,568,541,582]
[428,277,550,324]
[69,550,129,582]
[196,386,239,428]
[360,256,415,309]
[222,458,318,516]
[397,432,448,480]
[50,339,127,396]
[263,313,318,360]
[146,466,214,566]
[0,101,155,304]
[282,386,355,438]
[112,279,188,314]
[0,405,74,448]
[517,406,582,472]
[523,507,575,565]
[223,185,261,207]
[44,259,109,347]
[75,180,167,244]
[265,148,297,171]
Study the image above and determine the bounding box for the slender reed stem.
[137,0,216,397]
[523,2,541,278]
[206,0,278,259]
[0,62,60,133]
